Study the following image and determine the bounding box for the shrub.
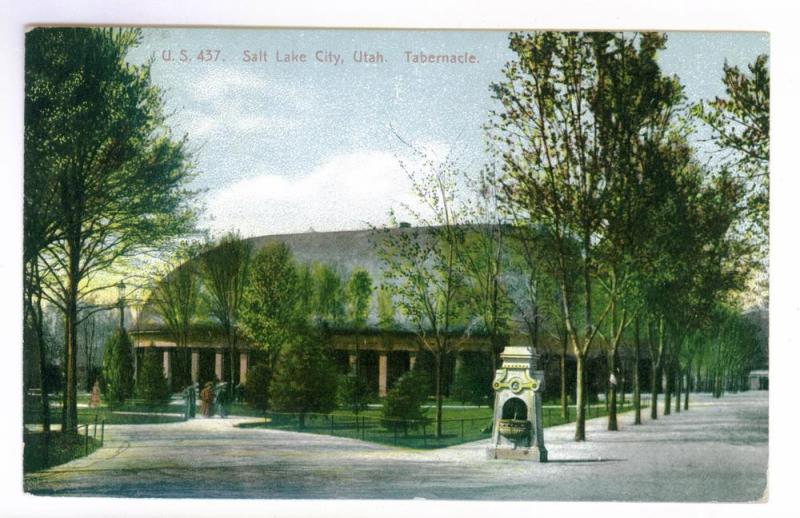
[451,352,493,406]
[101,329,135,406]
[244,363,271,411]
[338,372,370,414]
[381,369,429,434]
[135,347,171,405]
[269,330,338,427]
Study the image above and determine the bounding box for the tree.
[376,287,396,331]
[149,244,200,390]
[25,28,196,432]
[381,370,430,435]
[346,269,373,329]
[376,145,468,438]
[461,165,513,374]
[240,242,299,371]
[338,373,370,414]
[451,352,493,406]
[311,262,346,327]
[201,233,252,391]
[489,32,680,440]
[243,363,271,412]
[136,347,171,405]
[269,331,338,427]
[695,55,769,238]
[102,329,135,408]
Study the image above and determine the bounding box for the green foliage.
[376,287,396,331]
[201,232,252,387]
[451,353,493,406]
[244,363,272,411]
[25,27,196,431]
[102,329,135,406]
[311,262,346,326]
[381,370,430,432]
[346,269,373,329]
[338,373,370,414]
[136,348,171,405]
[240,242,299,368]
[269,330,338,417]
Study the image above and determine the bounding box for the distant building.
[748,370,768,391]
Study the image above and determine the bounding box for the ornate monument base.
[487,341,548,462]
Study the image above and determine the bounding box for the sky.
[127,29,769,238]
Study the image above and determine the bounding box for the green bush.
[270,330,338,426]
[101,329,135,406]
[381,369,429,434]
[244,363,271,411]
[451,352,493,406]
[135,348,171,404]
[338,372,370,414]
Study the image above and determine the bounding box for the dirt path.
[24,391,768,501]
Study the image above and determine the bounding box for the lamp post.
[117,280,126,330]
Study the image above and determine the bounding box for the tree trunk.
[650,358,660,421]
[664,356,672,416]
[574,352,586,441]
[560,335,568,419]
[607,350,618,431]
[64,271,79,434]
[31,273,51,463]
[435,352,444,438]
[675,368,682,413]
[633,317,641,425]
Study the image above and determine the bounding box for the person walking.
[200,382,213,418]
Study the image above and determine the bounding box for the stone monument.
[487,341,548,462]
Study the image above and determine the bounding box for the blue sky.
[127,29,768,237]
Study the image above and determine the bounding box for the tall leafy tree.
[269,331,339,428]
[695,55,769,238]
[149,244,200,389]
[311,262,346,327]
[240,242,299,371]
[377,146,468,438]
[201,233,252,389]
[25,28,196,432]
[346,269,373,330]
[488,32,679,440]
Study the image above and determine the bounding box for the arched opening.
[501,397,528,421]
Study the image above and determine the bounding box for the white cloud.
[204,150,425,237]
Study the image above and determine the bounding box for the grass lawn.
[23,430,100,473]
[235,402,641,449]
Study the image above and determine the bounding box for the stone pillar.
[239,352,249,384]
[349,353,358,373]
[378,353,388,397]
[162,349,171,384]
[455,353,464,374]
[191,350,200,383]
[409,353,417,371]
[215,351,223,381]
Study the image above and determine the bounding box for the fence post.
[93,414,98,438]
[84,425,89,456]
[100,420,105,447]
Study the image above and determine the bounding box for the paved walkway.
[24,392,768,501]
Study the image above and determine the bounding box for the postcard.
[20,24,769,505]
